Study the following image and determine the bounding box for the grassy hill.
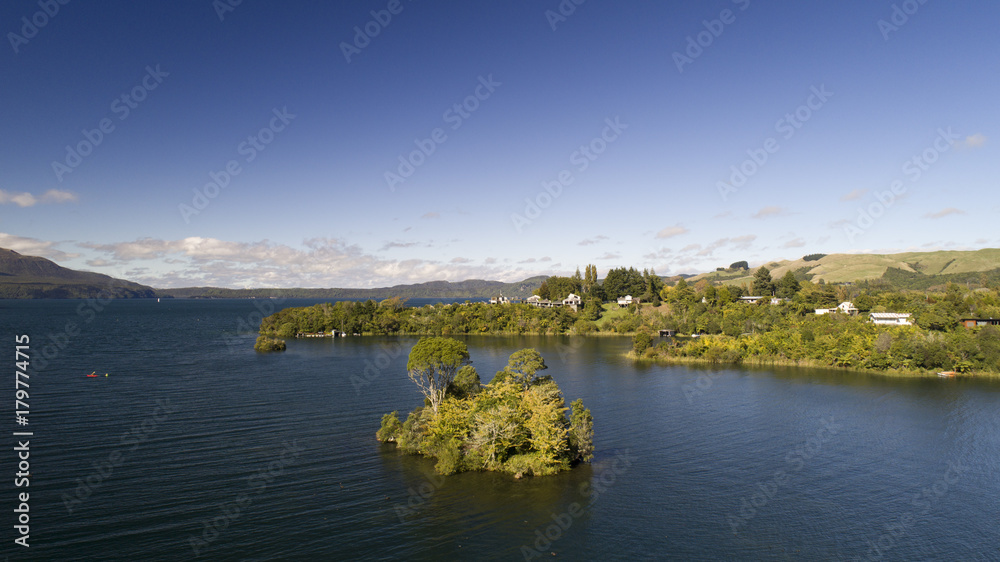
[0,248,156,298]
[688,248,1000,288]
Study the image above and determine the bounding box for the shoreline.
[625,351,1000,380]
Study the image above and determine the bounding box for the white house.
[526,295,542,304]
[869,312,912,326]
[617,295,637,307]
[837,301,859,315]
[817,301,859,315]
[562,293,582,310]
[739,296,764,304]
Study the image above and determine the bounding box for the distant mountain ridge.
[156,276,549,300]
[0,248,156,298]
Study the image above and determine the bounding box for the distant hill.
[688,248,1000,288]
[0,247,156,298]
[157,276,549,300]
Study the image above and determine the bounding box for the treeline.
[259,299,586,336]
[536,265,665,304]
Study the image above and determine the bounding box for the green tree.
[632,330,652,355]
[535,280,550,300]
[668,278,694,304]
[449,365,482,399]
[569,398,594,462]
[544,276,583,301]
[777,271,801,299]
[495,348,548,389]
[583,264,599,293]
[730,261,749,271]
[406,337,471,415]
[583,297,603,321]
[752,266,775,296]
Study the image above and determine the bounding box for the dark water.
[1,299,998,561]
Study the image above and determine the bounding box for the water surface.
[1,299,997,560]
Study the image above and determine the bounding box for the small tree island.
[377,337,594,477]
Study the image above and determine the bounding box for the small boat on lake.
[937,371,957,378]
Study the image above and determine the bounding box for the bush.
[254,336,286,352]
[504,452,563,478]
[803,254,827,262]
[632,331,653,355]
[377,411,402,442]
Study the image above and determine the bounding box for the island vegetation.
[254,335,286,352]
[377,337,593,477]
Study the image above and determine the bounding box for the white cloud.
[840,189,868,202]
[783,238,806,248]
[752,206,788,219]
[0,232,78,261]
[76,236,545,288]
[380,241,419,251]
[0,189,78,207]
[923,208,965,219]
[578,235,609,246]
[656,224,689,239]
[421,212,440,219]
[962,133,987,148]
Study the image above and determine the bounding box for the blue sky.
[1,0,996,288]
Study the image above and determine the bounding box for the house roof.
[869,312,911,319]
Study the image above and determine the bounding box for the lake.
[1,298,998,560]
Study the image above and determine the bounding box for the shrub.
[254,336,286,352]
[377,411,402,442]
[632,331,653,355]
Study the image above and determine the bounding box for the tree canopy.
[406,337,471,414]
